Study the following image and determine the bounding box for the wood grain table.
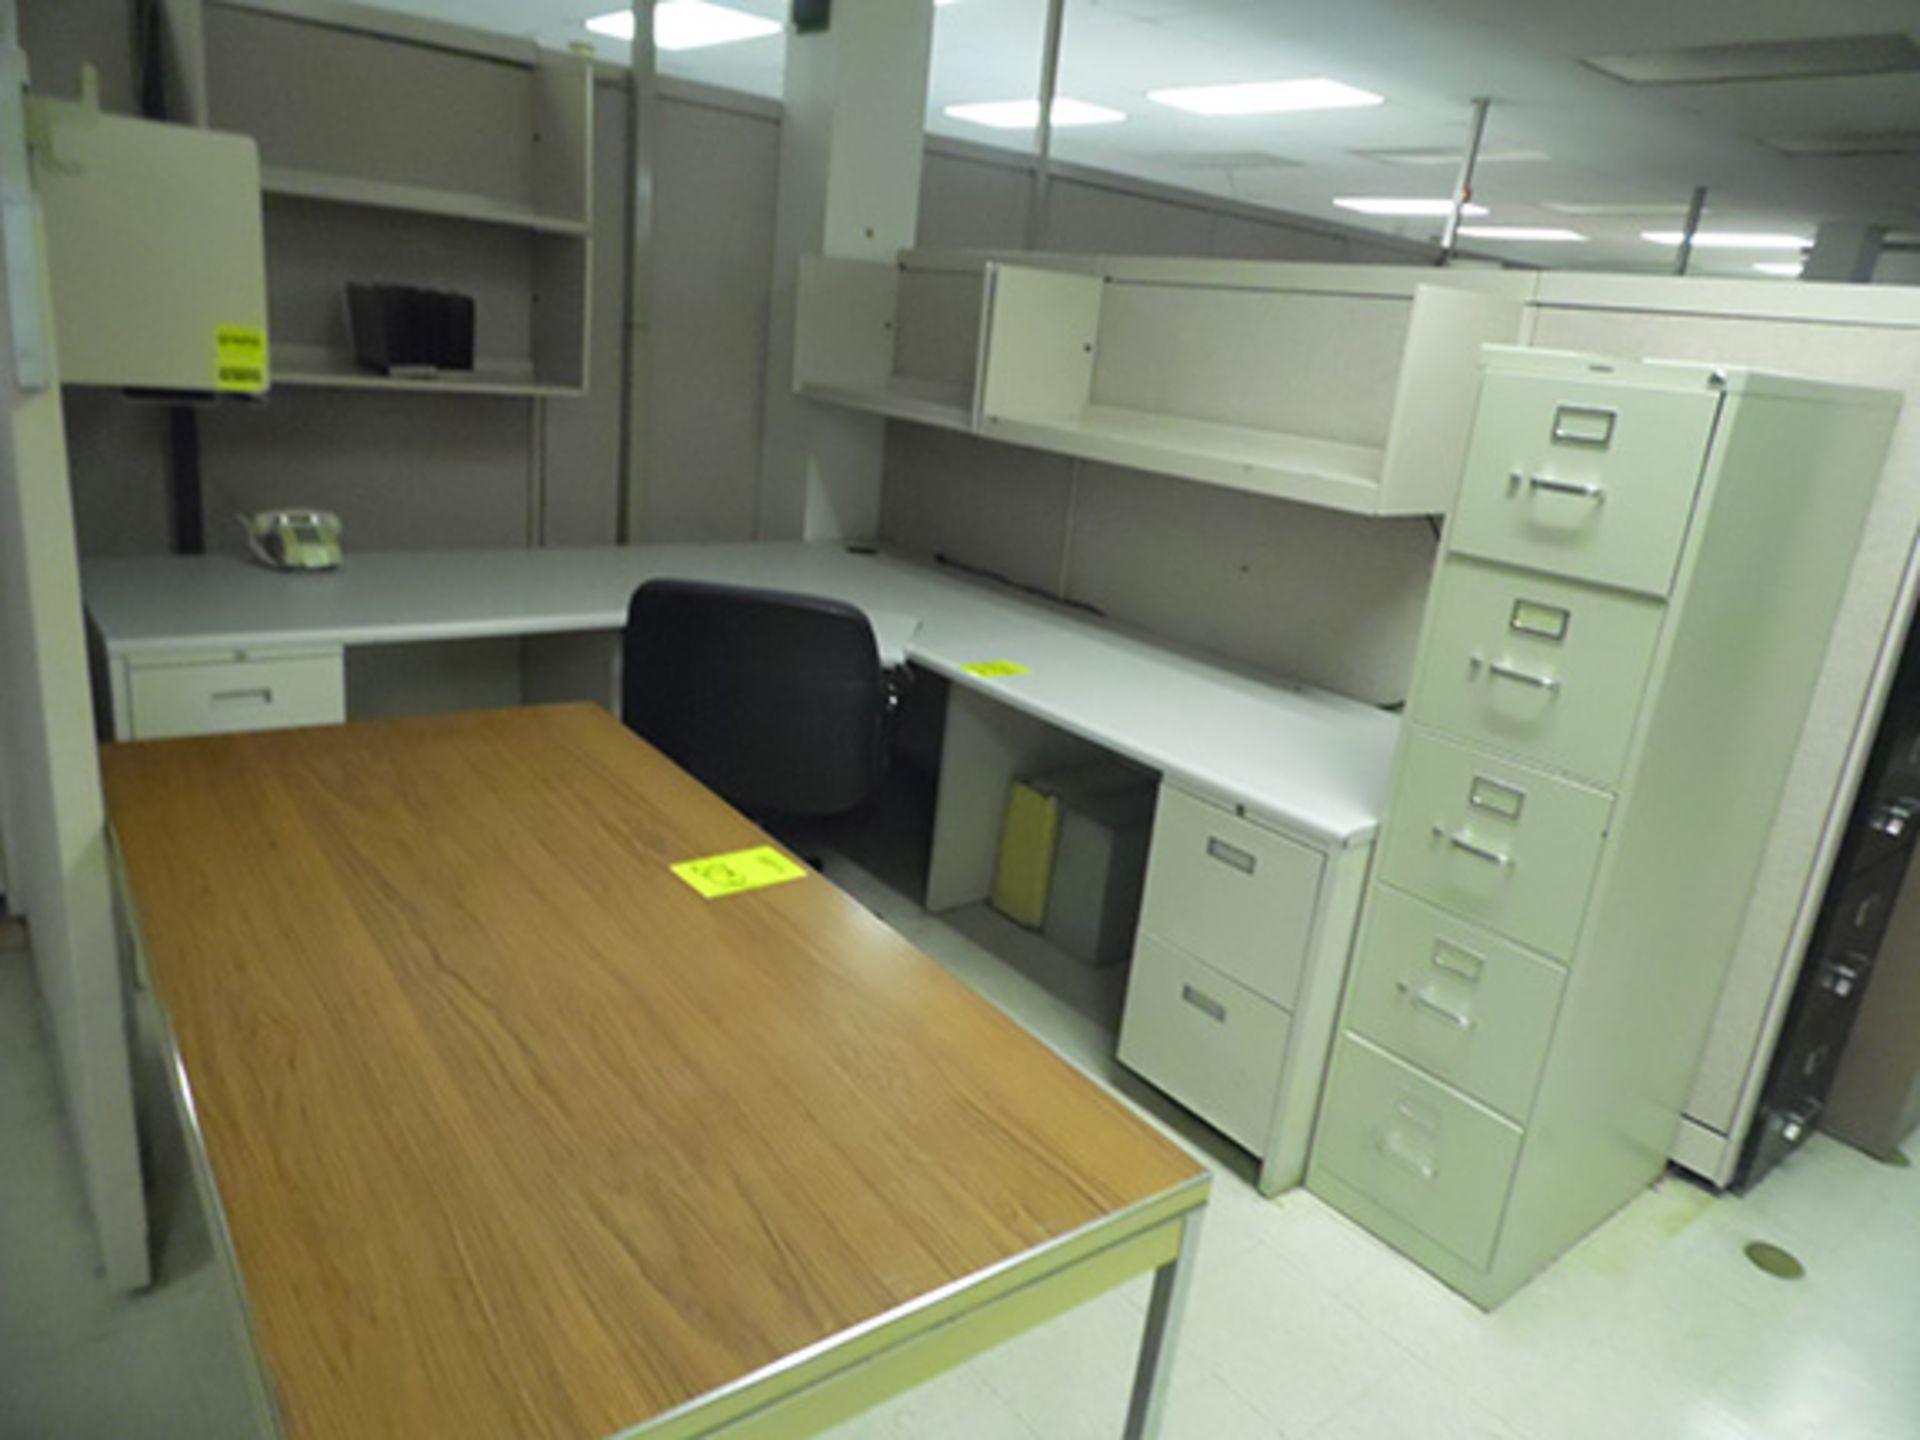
[102,705,1209,1439]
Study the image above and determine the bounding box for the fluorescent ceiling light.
[1148,78,1383,116]
[1754,261,1807,277]
[1587,34,1920,86]
[1458,225,1587,242]
[1542,200,1700,217]
[1335,197,1488,217]
[1357,145,1547,167]
[944,98,1126,130]
[1641,230,1811,250]
[586,3,782,51]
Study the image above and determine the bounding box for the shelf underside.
[262,166,589,237]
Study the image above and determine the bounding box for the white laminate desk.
[85,542,1397,1191]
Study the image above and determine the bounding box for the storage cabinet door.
[1449,374,1719,597]
[1343,885,1566,1123]
[1379,732,1613,961]
[1119,933,1291,1153]
[1313,1033,1524,1270]
[128,652,345,740]
[1138,784,1323,1006]
[1411,558,1665,788]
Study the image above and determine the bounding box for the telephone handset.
[240,509,343,571]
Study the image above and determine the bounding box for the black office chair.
[621,578,899,822]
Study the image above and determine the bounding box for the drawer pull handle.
[1474,655,1561,693]
[1433,826,1512,869]
[1379,1130,1438,1182]
[1205,837,1257,875]
[1430,940,1486,982]
[1397,981,1475,1030]
[211,687,274,706]
[1516,474,1607,503]
[1180,984,1228,1024]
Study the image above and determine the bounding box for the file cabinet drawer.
[1314,1033,1523,1270]
[1119,933,1290,1153]
[128,650,345,740]
[1379,731,1612,960]
[1450,373,1719,598]
[1345,885,1565,1123]
[1138,784,1323,1006]
[1412,559,1665,788]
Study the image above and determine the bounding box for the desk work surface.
[85,542,1399,845]
[101,706,1205,1440]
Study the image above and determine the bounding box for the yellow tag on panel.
[671,845,808,900]
[962,660,1030,679]
[214,325,269,393]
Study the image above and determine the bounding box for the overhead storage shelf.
[260,166,590,237]
[794,249,1540,517]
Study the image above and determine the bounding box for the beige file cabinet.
[1120,780,1373,1194]
[1309,348,1901,1307]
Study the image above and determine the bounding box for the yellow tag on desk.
[671,845,808,899]
[215,325,269,393]
[963,660,1030,679]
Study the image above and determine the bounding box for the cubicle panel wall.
[197,392,537,555]
[892,265,990,391]
[205,5,540,208]
[878,426,1077,596]
[1088,286,1410,448]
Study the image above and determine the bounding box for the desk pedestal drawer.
[1138,784,1322,1006]
[1314,1033,1522,1270]
[1345,885,1565,1124]
[1119,932,1290,1153]
[127,651,345,740]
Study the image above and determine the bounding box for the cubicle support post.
[755,0,936,544]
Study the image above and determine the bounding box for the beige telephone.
[241,509,343,571]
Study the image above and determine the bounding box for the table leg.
[1121,1206,1204,1439]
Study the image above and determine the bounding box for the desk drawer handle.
[1397,981,1475,1031]
[1180,984,1228,1024]
[1434,826,1512,869]
[1475,656,1561,693]
[1205,837,1257,875]
[211,687,274,707]
[1513,473,1606,503]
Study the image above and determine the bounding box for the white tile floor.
[2,857,1917,1440]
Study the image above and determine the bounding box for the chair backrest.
[621,578,888,818]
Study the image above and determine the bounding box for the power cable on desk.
[932,551,1107,619]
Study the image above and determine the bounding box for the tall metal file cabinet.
[1306,348,1901,1308]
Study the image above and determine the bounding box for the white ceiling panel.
[350,0,1920,275]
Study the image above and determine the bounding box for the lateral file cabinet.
[1120,780,1373,1194]
[1308,348,1901,1307]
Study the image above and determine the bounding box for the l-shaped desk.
[84,541,1398,1192]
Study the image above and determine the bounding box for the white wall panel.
[878,424,1075,594]
[1064,464,1435,706]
